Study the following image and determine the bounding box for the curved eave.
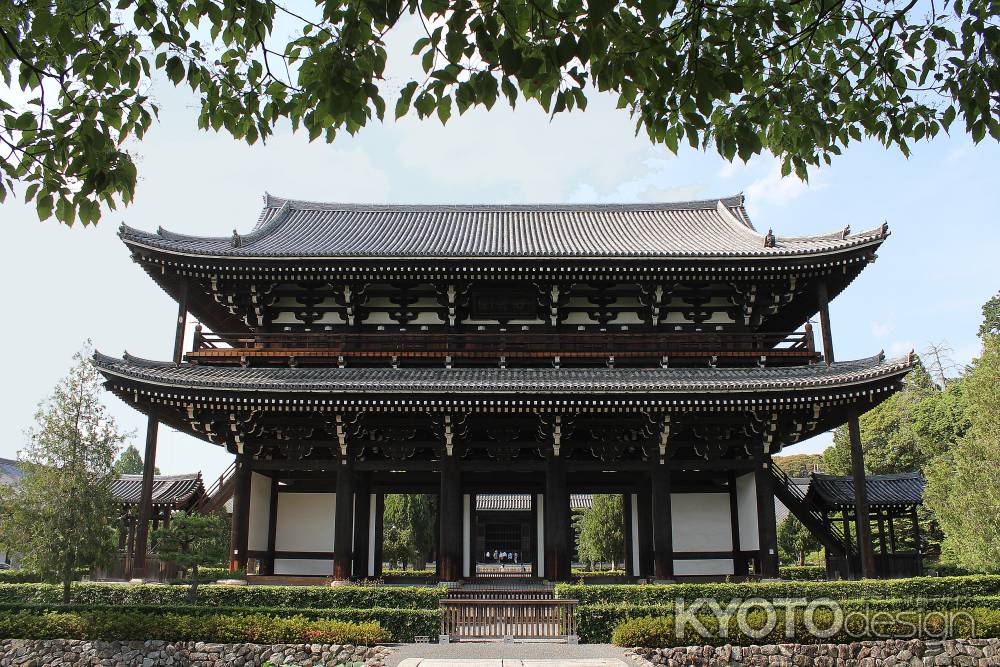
[94,352,915,401]
[119,223,888,263]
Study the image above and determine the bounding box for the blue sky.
[1,22,997,480]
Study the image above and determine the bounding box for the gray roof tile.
[93,352,913,395]
[806,472,925,508]
[112,473,205,507]
[119,194,888,260]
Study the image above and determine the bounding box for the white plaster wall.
[671,493,732,552]
[247,472,272,552]
[737,472,759,551]
[274,559,333,576]
[275,492,336,552]
[674,559,735,576]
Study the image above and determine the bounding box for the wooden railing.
[189,328,818,365]
[193,461,236,514]
[448,584,553,600]
[439,599,578,642]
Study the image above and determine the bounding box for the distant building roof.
[805,472,925,509]
[111,473,205,510]
[775,477,810,524]
[477,494,594,512]
[0,457,22,487]
[119,194,888,260]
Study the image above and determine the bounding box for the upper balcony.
[186,325,820,369]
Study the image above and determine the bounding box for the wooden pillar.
[352,473,371,579]
[623,494,635,577]
[133,281,188,579]
[754,456,779,578]
[847,408,876,578]
[544,453,571,581]
[728,471,747,575]
[650,462,674,580]
[816,279,835,364]
[229,453,252,572]
[888,513,898,553]
[439,453,463,581]
[158,508,172,580]
[911,505,922,575]
[636,479,653,578]
[264,477,279,575]
[333,460,356,580]
[124,513,136,579]
[373,493,385,578]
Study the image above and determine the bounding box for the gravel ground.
[384,642,634,667]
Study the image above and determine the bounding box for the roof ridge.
[260,194,747,213]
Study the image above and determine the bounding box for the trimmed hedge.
[0,571,42,584]
[779,565,827,581]
[608,606,998,647]
[0,603,437,643]
[555,575,1000,605]
[0,582,445,610]
[0,607,391,644]
[576,596,1000,643]
[382,569,436,578]
[573,570,627,579]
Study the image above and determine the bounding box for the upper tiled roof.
[806,472,925,508]
[112,473,205,508]
[94,352,913,395]
[118,194,888,260]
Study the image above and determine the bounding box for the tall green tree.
[824,360,969,476]
[112,444,159,476]
[0,343,125,603]
[980,291,1000,339]
[924,324,1000,572]
[777,515,821,566]
[152,512,226,601]
[2,0,998,225]
[576,494,624,570]
[382,494,436,569]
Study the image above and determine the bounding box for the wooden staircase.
[771,465,849,557]
[193,461,237,514]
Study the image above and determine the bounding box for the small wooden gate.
[439,599,578,642]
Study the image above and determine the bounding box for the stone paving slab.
[387,643,633,667]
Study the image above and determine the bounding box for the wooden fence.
[439,599,578,642]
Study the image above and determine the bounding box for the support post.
[373,494,385,579]
[625,494,637,578]
[728,471,747,575]
[352,473,370,579]
[133,281,188,580]
[888,514,897,553]
[754,456,780,578]
[636,480,653,578]
[650,462,674,580]
[333,459,356,580]
[911,506,922,575]
[439,453,463,581]
[817,279,835,364]
[877,507,887,576]
[264,476,279,575]
[847,408,876,578]
[229,453,252,572]
[544,453,571,581]
[157,508,172,580]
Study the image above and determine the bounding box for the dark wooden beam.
[816,279,835,364]
[333,460,355,580]
[636,481,653,578]
[229,453,252,571]
[650,462,674,580]
[352,473,371,579]
[847,408,876,578]
[439,452,463,581]
[265,477,279,575]
[132,415,159,579]
[728,471,747,575]
[754,456,779,578]
[544,453,571,581]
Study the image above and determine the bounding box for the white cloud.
[744,158,818,209]
[871,320,893,338]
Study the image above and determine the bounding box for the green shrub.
[0,570,42,584]
[572,570,627,579]
[0,604,432,643]
[0,582,445,609]
[608,607,998,647]
[555,574,1000,605]
[578,596,1000,643]
[381,569,435,578]
[779,565,827,581]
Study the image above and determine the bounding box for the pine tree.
[0,343,126,603]
[113,444,159,475]
[153,512,226,602]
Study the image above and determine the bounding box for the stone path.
[386,643,635,667]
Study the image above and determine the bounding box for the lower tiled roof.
[93,352,913,395]
[112,473,205,508]
[806,472,924,508]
